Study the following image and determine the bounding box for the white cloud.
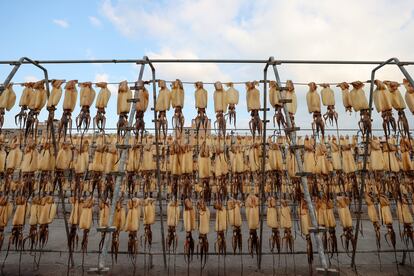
[53,19,69,28]
[24,75,39,82]
[94,73,117,95]
[89,16,102,27]
[100,0,414,130]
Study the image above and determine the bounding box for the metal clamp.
[284,127,300,133]
[296,172,313,177]
[127,98,139,103]
[279,98,292,104]
[116,144,131,150]
[290,144,305,150]
[309,226,327,233]
[96,226,117,233]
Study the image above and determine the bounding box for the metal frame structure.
[1,56,414,275]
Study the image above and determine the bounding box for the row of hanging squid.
[0,127,413,270]
[1,77,414,142]
[0,75,413,273]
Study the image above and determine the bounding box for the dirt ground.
[1,214,413,275]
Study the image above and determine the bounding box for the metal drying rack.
[1,56,414,275]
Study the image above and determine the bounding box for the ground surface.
[1,210,413,275]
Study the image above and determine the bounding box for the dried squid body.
[171,79,185,136]
[76,82,96,135]
[194,81,208,137]
[58,80,78,141]
[226,82,239,127]
[155,80,171,141]
[94,82,111,132]
[246,81,262,139]
[306,82,324,138]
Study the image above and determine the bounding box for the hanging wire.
[7,78,403,87]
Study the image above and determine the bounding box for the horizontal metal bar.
[0,59,146,65]
[3,127,410,132]
[1,58,414,65]
[6,248,413,256]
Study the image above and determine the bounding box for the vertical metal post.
[269,56,329,270]
[0,57,73,265]
[258,60,270,269]
[96,58,147,271]
[1,57,51,97]
[351,57,414,267]
[145,57,167,268]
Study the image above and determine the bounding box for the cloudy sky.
[1,0,414,135]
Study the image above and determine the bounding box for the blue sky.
[1,0,414,135]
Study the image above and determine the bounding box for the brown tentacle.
[184,231,195,263]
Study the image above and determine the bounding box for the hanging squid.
[280,199,294,254]
[56,141,74,192]
[117,80,132,141]
[5,196,28,262]
[320,83,338,127]
[94,82,111,133]
[166,200,180,253]
[326,198,338,257]
[76,82,96,136]
[98,199,109,251]
[337,82,353,114]
[79,196,93,265]
[214,200,227,256]
[245,194,260,257]
[181,143,194,199]
[365,193,381,250]
[246,81,261,139]
[269,81,285,131]
[21,139,39,195]
[142,198,155,251]
[134,80,148,141]
[315,198,327,251]
[213,143,228,199]
[226,82,239,127]
[183,198,196,263]
[373,80,396,138]
[384,80,411,139]
[0,83,16,132]
[197,199,210,267]
[193,81,208,138]
[5,137,22,192]
[125,197,141,260]
[89,135,105,198]
[337,196,355,255]
[267,196,281,254]
[214,81,227,138]
[0,196,13,250]
[299,199,313,267]
[58,80,78,142]
[38,195,57,249]
[46,80,64,139]
[306,82,324,138]
[350,81,370,137]
[68,196,80,258]
[397,196,414,248]
[25,80,47,140]
[155,80,171,141]
[171,79,185,136]
[229,139,246,199]
[23,196,41,251]
[284,80,297,127]
[227,198,242,254]
[403,78,414,115]
[198,140,211,202]
[111,199,126,263]
[15,82,33,130]
[379,194,396,249]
